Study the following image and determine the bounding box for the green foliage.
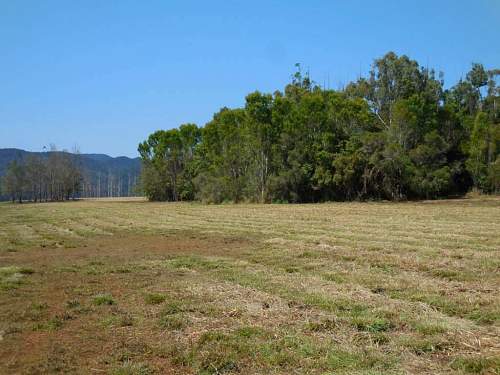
[466,112,499,192]
[138,52,500,202]
[138,124,201,201]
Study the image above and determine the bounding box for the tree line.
[139,52,499,203]
[1,147,82,203]
[1,148,142,202]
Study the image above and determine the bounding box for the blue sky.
[1,0,499,157]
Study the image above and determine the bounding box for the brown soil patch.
[0,233,249,374]
[0,232,251,267]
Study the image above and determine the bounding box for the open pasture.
[0,198,499,374]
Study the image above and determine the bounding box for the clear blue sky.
[1,0,499,157]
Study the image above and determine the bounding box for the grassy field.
[0,198,499,374]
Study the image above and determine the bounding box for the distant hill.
[0,148,142,200]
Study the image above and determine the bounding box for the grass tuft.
[0,266,34,290]
[92,293,115,306]
[144,292,166,305]
[450,355,500,374]
[112,361,153,375]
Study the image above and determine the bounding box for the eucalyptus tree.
[245,91,276,202]
[195,108,251,203]
[138,124,201,201]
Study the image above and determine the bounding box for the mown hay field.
[0,198,499,374]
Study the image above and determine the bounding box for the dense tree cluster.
[1,147,82,203]
[140,52,499,202]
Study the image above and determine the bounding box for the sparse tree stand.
[2,160,26,203]
[1,148,83,203]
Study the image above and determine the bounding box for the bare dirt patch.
[0,233,251,374]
